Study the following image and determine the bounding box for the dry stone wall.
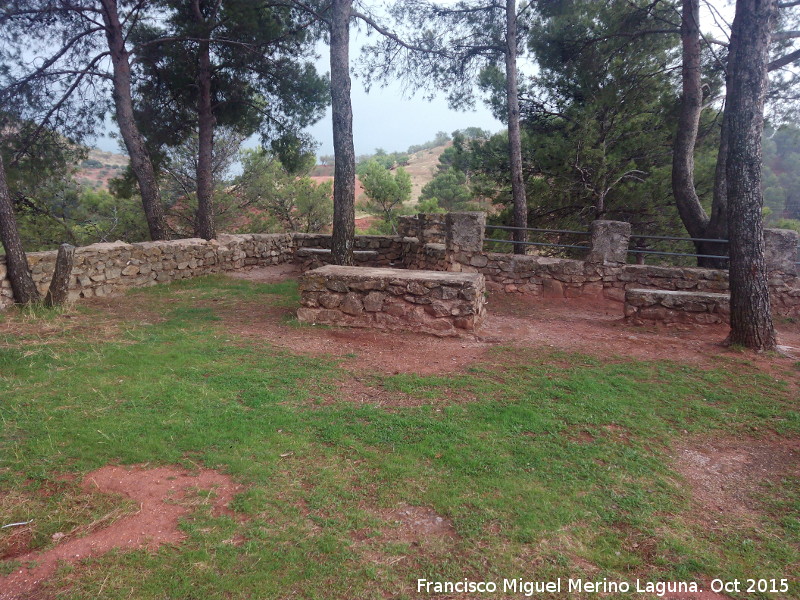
[293,233,405,270]
[2,212,798,322]
[0,233,292,309]
[297,265,485,336]
[624,288,730,325]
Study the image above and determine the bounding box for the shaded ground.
[0,466,240,600]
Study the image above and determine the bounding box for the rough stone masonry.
[296,265,486,336]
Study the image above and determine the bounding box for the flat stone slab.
[624,288,730,325]
[297,265,485,336]
[296,248,378,257]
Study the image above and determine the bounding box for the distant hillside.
[311,142,449,209]
[402,143,449,205]
[75,148,128,191]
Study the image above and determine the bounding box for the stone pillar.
[418,213,447,244]
[445,212,486,253]
[764,228,799,275]
[396,215,420,239]
[586,220,631,265]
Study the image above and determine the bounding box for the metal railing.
[627,234,729,263]
[485,225,800,268]
[484,224,590,253]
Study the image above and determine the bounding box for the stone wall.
[0,233,293,309]
[3,212,798,320]
[397,213,446,244]
[428,216,798,318]
[297,265,485,336]
[624,289,730,325]
[478,253,608,298]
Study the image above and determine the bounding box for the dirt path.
[226,266,800,380]
[0,466,241,600]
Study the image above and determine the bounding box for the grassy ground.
[0,276,798,599]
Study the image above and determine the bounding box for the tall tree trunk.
[505,0,527,254]
[724,0,777,351]
[100,0,168,241]
[330,0,356,266]
[672,0,728,267]
[193,0,216,241]
[0,154,40,304]
[673,0,707,237]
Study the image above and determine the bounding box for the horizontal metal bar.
[485,225,589,235]
[485,238,589,250]
[629,234,729,243]
[628,249,728,260]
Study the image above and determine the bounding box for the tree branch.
[351,10,451,56]
[769,47,800,71]
[773,30,800,40]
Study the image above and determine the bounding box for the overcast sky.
[91,30,504,158]
[306,32,504,157]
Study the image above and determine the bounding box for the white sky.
[91,30,503,158]
[304,31,503,157]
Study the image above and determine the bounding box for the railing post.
[764,228,799,275]
[586,220,631,266]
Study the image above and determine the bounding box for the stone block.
[542,278,564,298]
[297,265,485,336]
[586,220,631,265]
[764,228,799,275]
[624,288,730,324]
[341,292,364,315]
[446,212,486,253]
[364,291,385,312]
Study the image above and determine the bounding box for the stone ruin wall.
[466,225,799,317]
[2,211,798,318]
[293,233,406,269]
[297,265,485,336]
[0,233,293,310]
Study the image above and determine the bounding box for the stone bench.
[297,265,486,336]
[624,288,730,325]
[295,248,380,270]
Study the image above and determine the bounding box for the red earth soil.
[0,465,241,600]
[226,265,800,380]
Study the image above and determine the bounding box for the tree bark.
[724,0,777,351]
[329,0,356,266]
[0,154,40,304]
[193,0,216,241]
[505,0,527,254]
[100,0,169,242]
[673,0,707,237]
[44,244,75,308]
[672,0,728,267]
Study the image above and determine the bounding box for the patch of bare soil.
[379,504,459,543]
[220,267,800,384]
[0,465,241,600]
[227,263,302,283]
[675,435,800,526]
[323,374,426,408]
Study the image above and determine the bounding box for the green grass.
[1,276,798,599]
